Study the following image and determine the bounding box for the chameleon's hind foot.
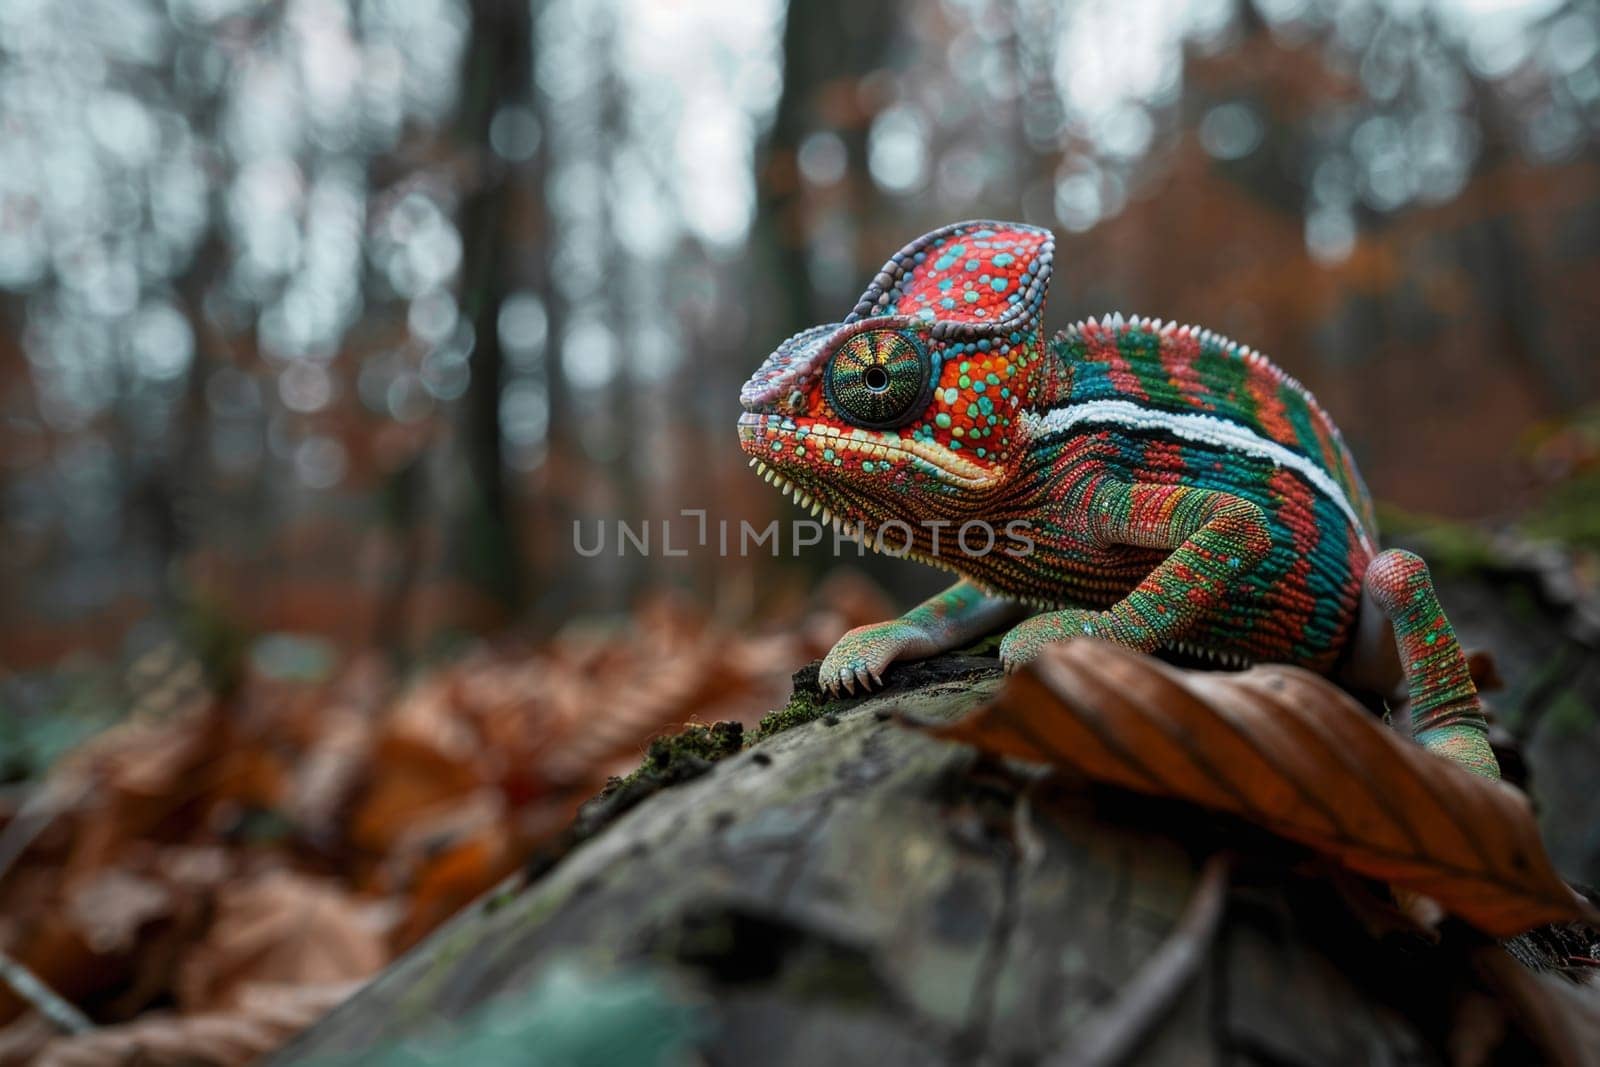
[1364,549,1500,780]
[998,614,1100,671]
[998,609,1142,672]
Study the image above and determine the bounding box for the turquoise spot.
[943,387,958,403]
[965,258,980,271]
[823,448,835,460]
[938,278,953,291]
[958,375,971,388]
[947,243,965,256]
[992,253,1014,267]
[935,254,957,271]
[978,397,993,414]
[990,277,1008,292]
[976,448,986,457]
[861,460,875,473]
[963,291,979,303]
[941,297,956,310]
[935,412,951,428]
[771,441,782,451]
[973,380,986,393]
[960,361,970,372]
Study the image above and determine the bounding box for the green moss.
[596,720,744,804]
[519,719,746,889]
[750,674,830,744]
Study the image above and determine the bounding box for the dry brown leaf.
[175,871,385,1013]
[393,823,514,951]
[348,732,481,854]
[66,870,172,956]
[914,640,1597,938]
[35,980,358,1067]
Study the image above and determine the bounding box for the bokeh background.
[1,1,1599,1059]
[4,0,1600,666]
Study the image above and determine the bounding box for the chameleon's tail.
[1363,549,1500,779]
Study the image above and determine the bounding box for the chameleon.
[737,220,1498,780]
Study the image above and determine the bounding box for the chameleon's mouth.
[736,412,999,492]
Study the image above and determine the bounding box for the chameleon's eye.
[825,330,932,430]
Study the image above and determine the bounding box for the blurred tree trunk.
[599,10,647,601]
[451,0,532,615]
[754,0,902,336]
[522,0,576,629]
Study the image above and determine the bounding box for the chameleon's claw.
[819,620,932,701]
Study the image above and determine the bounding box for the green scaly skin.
[737,221,1498,779]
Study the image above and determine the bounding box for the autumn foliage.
[0,584,890,1065]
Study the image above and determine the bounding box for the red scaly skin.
[737,221,1498,779]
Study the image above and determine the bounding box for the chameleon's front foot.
[819,620,938,696]
[999,609,1151,672]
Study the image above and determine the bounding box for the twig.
[0,948,93,1035]
[1046,851,1233,1067]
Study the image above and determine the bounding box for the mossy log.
[274,646,1592,1066]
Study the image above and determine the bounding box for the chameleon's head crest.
[739,221,1058,526]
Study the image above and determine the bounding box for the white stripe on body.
[1023,399,1376,554]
